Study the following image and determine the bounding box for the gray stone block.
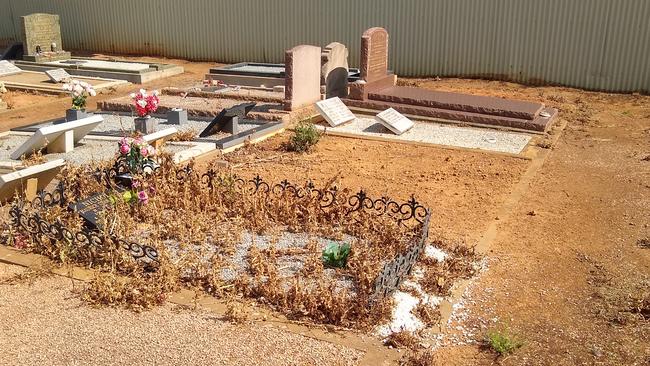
[167,109,187,125]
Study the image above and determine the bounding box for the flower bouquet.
[130,89,160,134]
[62,80,96,121]
[117,136,158,176]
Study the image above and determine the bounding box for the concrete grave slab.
[375,108,414,135]
[284,45,322,111]
[0,70,126,94]
[0,159,64,202]
[0,61,22,77]
[45,68,71,83]
[315,97,356,127]
[10,115,103,159]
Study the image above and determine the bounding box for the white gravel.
[318,117,532,154]
[17,113,263,140]
[0,262,363,366]
[0,134,187,165]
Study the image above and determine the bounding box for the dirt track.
[1,54,648,365]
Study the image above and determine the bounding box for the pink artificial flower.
[140,146,149,157]
[148,186,157,196]
[131,180,141,188]
[137,190,148,204]
[119,143,131,155]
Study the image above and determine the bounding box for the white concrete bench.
[10,115,103,160]
[0,159,65,202]
[143,127,178,149]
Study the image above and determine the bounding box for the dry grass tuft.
[384,330,421,349]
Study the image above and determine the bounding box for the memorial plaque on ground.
[69,192,112,230]
[0,60,22,77]
[375,108,414,135]
[45,68,71,83]
[315,97,356,127]
[199,102,256,138]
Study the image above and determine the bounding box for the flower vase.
[62,108,87,123]
[134,115,157,134]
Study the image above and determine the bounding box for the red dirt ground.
[1,54,648,365]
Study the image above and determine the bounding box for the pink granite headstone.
[360,27,389,82]
[349,27,396,100]
[284,45,322,111]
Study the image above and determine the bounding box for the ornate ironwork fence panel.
[9,168,432,302]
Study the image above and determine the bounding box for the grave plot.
[0,61,127,94]
[7,159,441,328]
[96,98,287,151]
[204,62,360,90]
[6,13,183,84]
[313,98,533,155]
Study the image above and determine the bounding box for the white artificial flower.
[74,84,83,94]
[89,89,97,97]
[129,93,136,99]
[72,79,80,85]
[62,83,70,91]
[139,88,147,97]
[137,99,147,108]
[72,91,80,97]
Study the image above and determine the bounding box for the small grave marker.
[0,60,22,77]
[375,108,414,135]
[315,97,356,127]
[199,102,256,137]
[69,192,112,229]
[45,68,71,83]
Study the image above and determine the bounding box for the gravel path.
[318,117,532,154]
[0,262,363,366]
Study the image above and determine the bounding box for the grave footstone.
[315,97,356,127]
[45,68,71,83]
[284,45,321,111]
[321,42,349,98]
[375,108,414,135]
[0,60,22,77]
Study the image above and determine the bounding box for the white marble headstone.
[0,60,22,77]
[0,159,65,202]
[375,108,414,135]
[45,68,71,83]
[11,115,103,160]
[315,97,356,127]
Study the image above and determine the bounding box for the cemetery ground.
[1,55,649,365]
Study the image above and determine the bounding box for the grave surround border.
[8,166,431,302]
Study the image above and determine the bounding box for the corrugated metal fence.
[1,0,649,92]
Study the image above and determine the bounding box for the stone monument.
[20,13,72,62]
[321,42,349,99]
[349,27,396,100]
[284,45,321,111]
